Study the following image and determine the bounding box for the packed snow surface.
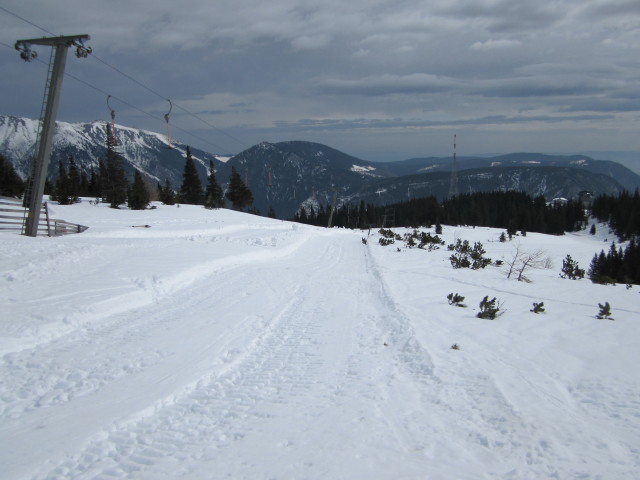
[1,201,639,479]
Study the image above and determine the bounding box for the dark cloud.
[472,78,608,98]
[1,0,639,159]
[316,74,458,96]
[439,0,563,32]
[273,113,615,132]
[581,0,640,18]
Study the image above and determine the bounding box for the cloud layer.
[1,0,639,160]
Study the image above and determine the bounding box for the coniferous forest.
[588,239,640,286]
[292,191,587,236]
[0,154,25,198]
[590,190,640,240]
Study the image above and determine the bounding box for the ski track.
[4,230,440,479]
[0,224,310,356]
[2,226,312,419]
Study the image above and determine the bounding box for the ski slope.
[1,201,639,479]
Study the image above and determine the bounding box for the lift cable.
[0,41,229,153]
[0,6,247,151]
[0,6,57,36]
[89,54,249,149]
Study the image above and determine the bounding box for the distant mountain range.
[2,114,639,219]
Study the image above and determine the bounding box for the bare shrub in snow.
[504,243,550,283]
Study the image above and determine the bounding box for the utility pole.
[15,34,91,237]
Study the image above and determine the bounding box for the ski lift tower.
[15,34,91,237]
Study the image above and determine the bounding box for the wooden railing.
[0,196,88,236]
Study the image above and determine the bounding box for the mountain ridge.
[1,114,638,218]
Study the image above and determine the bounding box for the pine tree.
[54,160,71,205]
[596,302,613,320]
[560,254,585,280]
[477,296,501,319]
[225,166,254,210]
[158,178,176,205]
[103,123,128,208]
[67,156,81,203]
[179,146,203,205]
[447,293,466,307]
[88,165,101,199]
[128,170,150,210]
[298,207,308,224]
[531,302,545,313]
[204,160,224,209]
[80,170,89,197]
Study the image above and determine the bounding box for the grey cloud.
[439,0,564,32]
[556,97,640,113]
[473,78,608,98]
[272,113,615,132]
[581,0,640,19]
[1,0,639,159]
[316,74,458,96]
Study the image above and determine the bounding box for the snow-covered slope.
[1,201,639,479]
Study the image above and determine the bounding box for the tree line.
[588,239,640,286]
[0,154,24,197]
[292,191,586,235]
[0,123,256,212]
[165,146,254,212]
[590,189,640,240]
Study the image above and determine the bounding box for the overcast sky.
[1,1,639,162]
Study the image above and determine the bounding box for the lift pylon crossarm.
[15,34,91,62]
[15,34,90,48]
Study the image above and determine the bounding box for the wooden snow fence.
[0,196,88,237]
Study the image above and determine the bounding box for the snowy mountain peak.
[0,114,224,187]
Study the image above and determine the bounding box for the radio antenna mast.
[448,133,459,199]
